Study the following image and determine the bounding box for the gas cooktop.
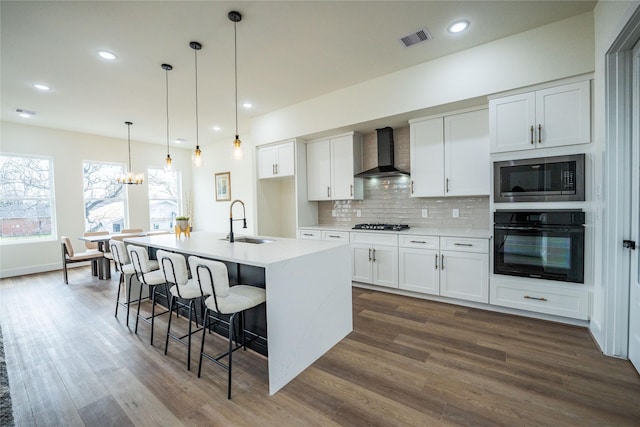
[352,223,410,231]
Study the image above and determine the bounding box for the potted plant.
[175,216,189,231]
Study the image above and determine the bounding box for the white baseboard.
[0,262,90,279]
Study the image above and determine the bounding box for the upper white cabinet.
[410,108,490,197]
[306,132,363,201]
[258,141,295,179]
[489,80,591,153]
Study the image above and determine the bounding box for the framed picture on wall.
[215,172,231,201]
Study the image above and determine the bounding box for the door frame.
[603,6,640,358]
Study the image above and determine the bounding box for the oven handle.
[494,225,583,232]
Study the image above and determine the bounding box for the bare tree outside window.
[83,161,126,232]
[148,168,181,230]
[0,154,56,242]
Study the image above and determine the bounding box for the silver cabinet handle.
[410,180,414,194]
[538,124,542,144]
[434,254,438,269]
[368,248,372,261]
[327,187,331,198]
[454,243,474,247]
[350,184,353,197]
[328,234,340,239]
[410,240,427,244]
[302,233,313,237]
[275,163,278,174]
[530,125,534,144]
[446,178,449,193]
[441,254,444,269]
[372,248,376,262]
[524,295,548,302]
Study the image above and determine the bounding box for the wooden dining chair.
[60,236,105,284]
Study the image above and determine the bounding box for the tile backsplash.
[318,127,489,230]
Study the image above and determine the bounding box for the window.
[83,161,126,232]
[148,168,182,230]
[0,154,56,242]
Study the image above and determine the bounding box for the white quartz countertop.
[298,225,491,239]
[124,231,348,268]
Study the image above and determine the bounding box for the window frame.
[82,160,129,233]
[147,167,183,231]
[0,152,57,245]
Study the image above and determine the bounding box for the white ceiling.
[1,1,596,148]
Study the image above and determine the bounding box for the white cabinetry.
[351,232,398,288]
[439,237,489,303]
[398,235,489,303]
[258,141,295,179]
[398,235,440,295]
[490,277,589,320]
[489,80,591,153]
[306,133,363,201]
[297,229,321,240]
[410,109,489,197]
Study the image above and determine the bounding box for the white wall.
[0,121,192,277]
[190,136,257,236]
[251,12,595,145]
[590,0,640,352]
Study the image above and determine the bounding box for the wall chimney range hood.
[355,127,410,178]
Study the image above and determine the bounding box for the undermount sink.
[221,237,275,244]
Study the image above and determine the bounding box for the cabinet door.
[410,118,444,197]
[275,142,295,177]
[352,243,373,283]
[399,247,439,295]
[444,109,490,196]
[258,146,277,179]
[440,251,489,303]
[372,245,398,288]
[306,139,331,200]
[489,92,536,153]
[331,135,357,200]
[536,80,591,148]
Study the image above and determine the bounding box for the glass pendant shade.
[192,145,203,167]
[117,121,144,185]
[233,135,243,160]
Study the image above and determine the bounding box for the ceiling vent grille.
[400,28,432,47]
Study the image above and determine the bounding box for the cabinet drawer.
[398,235,439,249]
[322,231,350,241]
[490,279,589,320]
[298,229,321,240]
[440,237,488,253]
[350,232,398,246]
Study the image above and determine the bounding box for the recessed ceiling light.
[242,102,253,109]
[97,50,117,60]
[213,126,222,131]
[33,83,51,91]
[448,20,469,34]
[16,108,36,118]
[175,138,186,144]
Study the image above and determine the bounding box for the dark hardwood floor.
[2,266,639,426]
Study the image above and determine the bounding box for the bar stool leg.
[165,295,175,355]
[126,274,133,327]
[198,308,209,378]
[135,280,144,335]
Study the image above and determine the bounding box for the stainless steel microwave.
[494,154,585,203]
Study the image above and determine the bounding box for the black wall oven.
[494,210,585,283]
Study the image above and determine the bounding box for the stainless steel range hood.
[355,127,410,178]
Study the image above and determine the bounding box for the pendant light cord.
[127,122,132,170]
[234,20,238,137]
[166,68,170,156]
[194,47,199,148]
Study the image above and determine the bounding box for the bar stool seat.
[157,250,210,371]
[192,256,266,399]
[128,244,168,345]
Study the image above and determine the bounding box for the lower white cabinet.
[298,229,321,240]
[399,235,489,303]
[351,232,398,288]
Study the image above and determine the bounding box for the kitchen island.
[124,231,352,395]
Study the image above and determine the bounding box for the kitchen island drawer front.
[490,279,589,320]
[350,232,398,246]
[398,235,439,249]
[440,236,488,253]
[322,231,350,241]
[298,229,321,240]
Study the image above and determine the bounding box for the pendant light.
[229,10,243,161]
[190,41,204,167]
[162,63,174,171]
[117,121,144,185]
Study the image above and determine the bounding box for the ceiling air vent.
[400,28,432,47]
